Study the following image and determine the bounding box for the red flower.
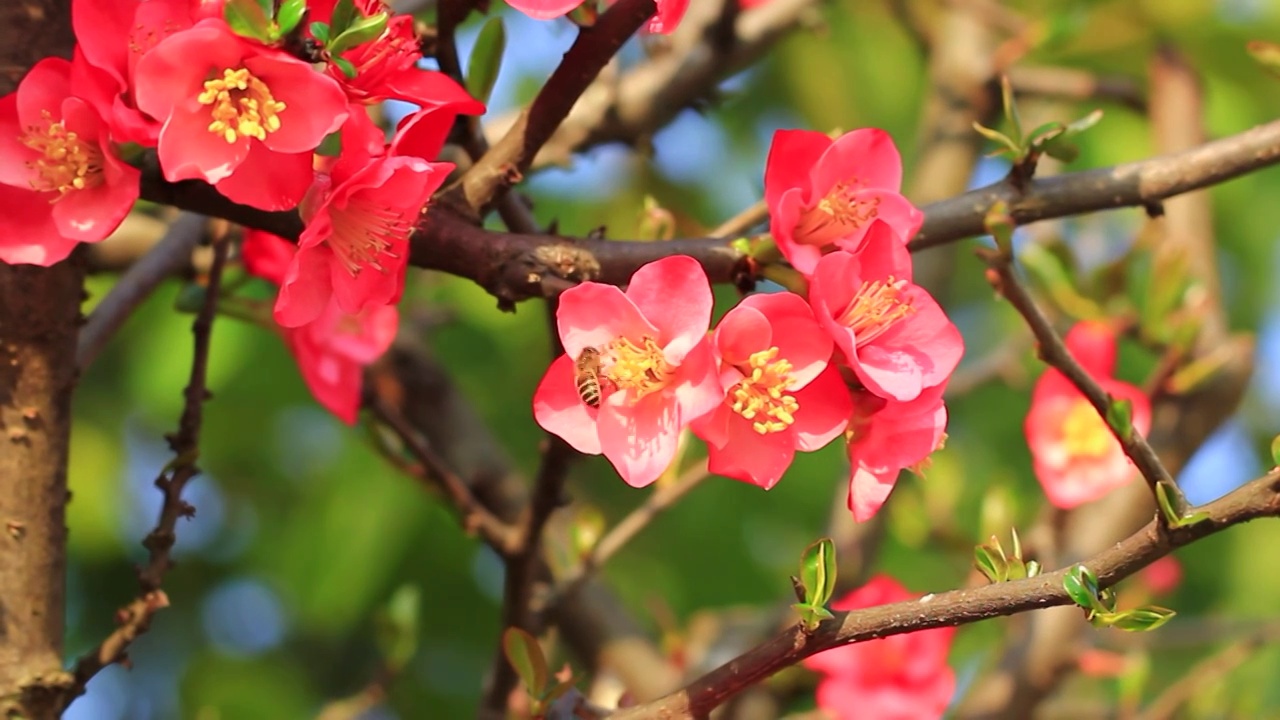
[1024,321,1151,509]
[804,575,956,720]
[243,231,397,424]
[845,383,948,522]
[1139,555,1182,596]
[0,57,139,266]
[308,0,485,111]
[133,18,348,211]
[505,0,584,20]
[532,256,723,487]
[691,292,850,489]
[764,128,922,276]
[810,227,963,402]
[70,0,209,144]
[273,110,454,328]
[510,0,688,34]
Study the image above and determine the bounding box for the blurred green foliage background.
[63,0,1280,717]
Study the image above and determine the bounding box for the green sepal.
[328,12,388,55]
[276,0,307,36]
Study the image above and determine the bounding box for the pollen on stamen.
[602,336,674,403]
[839,276,915,346]
[327,198,414,276]
[198,67,287,144]
[21,111,105,200]
[728,347,800,435]
[793,179,881,246]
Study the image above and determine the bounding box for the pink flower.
[532,256,724,487]
[1024,322,1151,509]
[308,0,485,111]
[804,575,956,720]
[846,383,948,522]
[243,231,398,424]
[0,57,139,266]
[510,0,688,34]
[691,292,850,489]
[133,18,349,211]
[70,0,223,144]
[810,227,963,402]
[273,109,454,328]
[647,0,689,33]
[764,128,922,276]
[1139,555,1182,596]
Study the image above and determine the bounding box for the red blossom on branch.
[533,255,723,487]
[764,128,922,276]
[1024,321,1152,509]
[845,382,949,522]
[244,230,397,424]
[133,18,349,211]
[0,57,139,266]
[691,292,850,489]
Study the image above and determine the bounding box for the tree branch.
[612,468,1280,719]
[454,0,657,212]
[67,234,231,704]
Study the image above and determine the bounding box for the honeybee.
[574,347,604,408]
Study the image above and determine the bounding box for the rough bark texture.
[0,1,82,716]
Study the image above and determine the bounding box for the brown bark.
[0,1,82,716]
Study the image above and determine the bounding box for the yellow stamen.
[327,197,412,276]
[1061,400,1112,457]
[21,110,104,200]
[838,276,915,345]
[728,347,799,434]
[602,336,675,403]
[793,179,880,246]
[198,67,287,144]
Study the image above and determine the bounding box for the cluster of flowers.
[0,0,492,421]
[534,128,965,522]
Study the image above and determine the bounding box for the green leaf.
[974,544,1007,584]
[277,0,307,35]
[541,678,575,705]
[1000,75,1023,146]
[1107,607,1177,632]
[972,121,1020,156]
[332,56,358,80]
[798,538,837,608]
[1247,40,1280,79]
[1271,434,1280,467]
[1104,397,1134,441]
[466,16,506,105]
[328,0,358,36]
[1155,481,1181,526]
[791,602,835,632]
[328,11,388,55]
[502,627,548,698]
[309,21,331,44]
[1064,564,1104,612]
[224,0,274,41]
[1025,560,1042,578]
[375,585,421,670]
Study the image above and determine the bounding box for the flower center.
[602,336,674,402]
[794,179,880,246]
[728,347,799,434]
[198,67,287,144]
[838,276,915,345]
[327,196,413,275]
[21,111,104,200]
[1062,400,1112,458]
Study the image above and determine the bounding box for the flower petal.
[625,255,713,363]
[597,392,681,488]
[533,354,603,455]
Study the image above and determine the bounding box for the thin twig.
[548,459,711,607]
[455,0,658,212]
[712,199,769,238]
[78,212,207,369]
[67,234,231,701]
[613,468,1280,719]
[982,248,1176,502]
[368,397,517,553]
